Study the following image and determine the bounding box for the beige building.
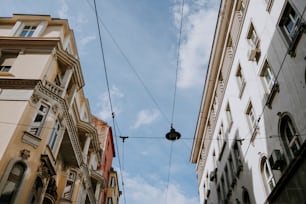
[0,14,106,203]
[191,0,306,203]
[105,168,121,204]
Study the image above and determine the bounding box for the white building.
[191,0,306,203]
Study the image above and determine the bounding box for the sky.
[0,0,220,203]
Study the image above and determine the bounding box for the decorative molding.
[20,149,30,160]
[22,131,41,148]
[0,79,40,89]
[31,93,40,104]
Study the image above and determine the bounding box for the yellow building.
[0,14,105,204]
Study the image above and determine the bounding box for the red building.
[92,116,120,204]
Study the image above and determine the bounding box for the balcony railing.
[43,79,64,97]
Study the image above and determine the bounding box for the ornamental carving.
[20,149,30,160]
[31,93,40,104]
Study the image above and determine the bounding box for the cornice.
[0,78,40,89]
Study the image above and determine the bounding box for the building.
[191,0,306,203]
[92,116,121,204]
[0,14,106,203]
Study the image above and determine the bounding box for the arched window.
[279,114,300,161]
[261,157,275,192]
[0,162,26,203]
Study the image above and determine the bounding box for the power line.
[85,0,171,125]
[171,0,185,126]
[91,0,127,203]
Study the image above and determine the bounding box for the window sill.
[22,131,41,148]
[0,72,15,77]
[264,82,279,109]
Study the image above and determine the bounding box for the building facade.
[92,116,120,204]
[191,0,306,203]
[0,14,106,203]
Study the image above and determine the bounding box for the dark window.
[279,115,300,161]
[279,3,300,41]
[242,188,251,204]
[0,54,18,72]
[0,162,26,203]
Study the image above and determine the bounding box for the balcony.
[43,79,64,97]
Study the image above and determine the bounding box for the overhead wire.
[85,0,171,125]
[171,0,185,127]
[91,0,126,203]
[164,0,185,203]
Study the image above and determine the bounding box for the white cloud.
[58,0,69,19]
[172,0,219,88]
[131,109,160,129]
[97,86,124,120]
[80,35,96,46]
[124,175,198,204]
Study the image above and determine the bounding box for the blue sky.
[0,0,220,203]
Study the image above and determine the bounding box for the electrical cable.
[171,0,185,126]
[91,0,127,203]
[85,0,171,125]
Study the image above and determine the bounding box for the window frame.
[28,102,50,137]
[226,103,233,132]
[0,160,28,204]
[48,120,62,154]
[0,53,18,73]
[63,170,77,200]
[261,157,276,192]
[19,25,37,37]
[279,3,300,41]
[260,60,275,92]
[279,114,301,161]
[236,64,246,97]
[245,102,257,132]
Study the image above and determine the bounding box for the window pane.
[0,163,25,203]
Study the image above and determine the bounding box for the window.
[20,25,37,37]
[110,176,115,188]
[242,188,251,204]
[247,23,261,62]
[48,120,61,152]
[260,60,275,91]
[236,64,246,97]
[0,54,17,73]
[279,115,301,161]
[0,162,26,203]
[63,170,77,200]
[279,3,300,40]
[226,103,233,132]
[246,102,256,131]
[237,0,246,14]
[107,197,113,204]
[233,141,243,175]
[247,23,259,48]
[28,103,49,136]
[265,0,274,12]
[217,123,225,156]
[261,157,275,192]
